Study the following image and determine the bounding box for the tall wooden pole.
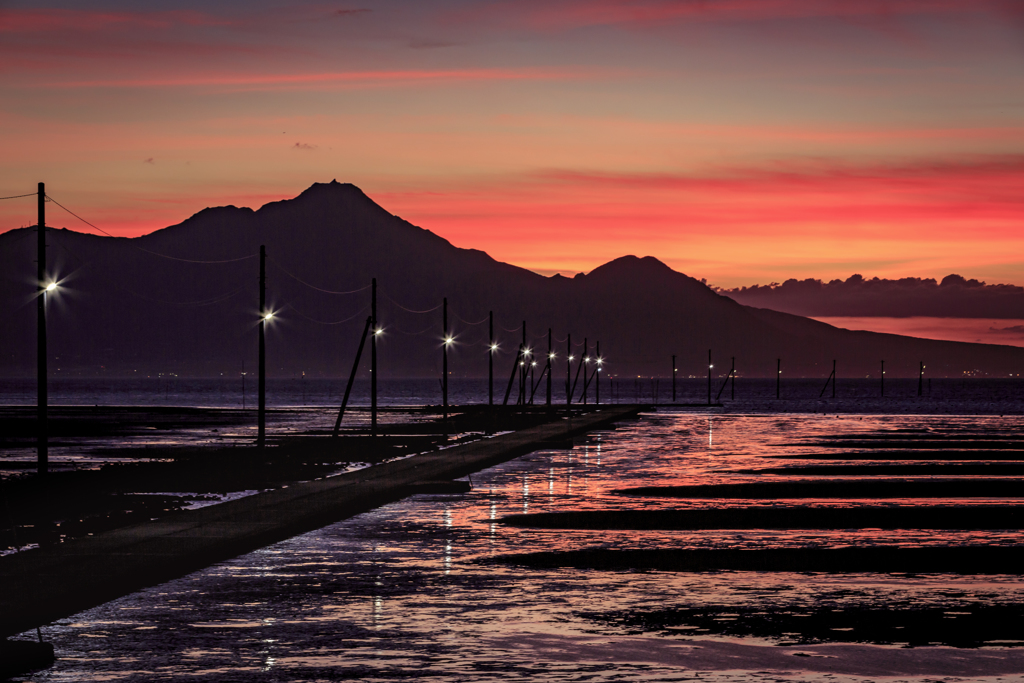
[730,356,735,400]
[595,341,600,405]
[582,338,588,405]
[442,297,448,421]
[489,311,494,406]
[546,328,552,406]
[520,321,526,404]
[832,359,836,399]
[566,334,571,411]
[37,182,47,476]
[258,245,266,448]
[371,278,377,436]
[671,355,676,402]
[707,349,712,406]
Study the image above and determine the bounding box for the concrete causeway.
[0,406,641,638]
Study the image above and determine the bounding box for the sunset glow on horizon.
[2,0,1023,289]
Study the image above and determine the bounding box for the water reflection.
[26,411,1024,681]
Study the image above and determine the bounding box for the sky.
[2,0,1023,289]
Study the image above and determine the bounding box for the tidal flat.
[8,408,1024,682]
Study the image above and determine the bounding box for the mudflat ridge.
[0,405,640,638]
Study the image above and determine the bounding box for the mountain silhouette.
[1,180,1022,380]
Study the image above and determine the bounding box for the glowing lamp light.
[374,328,383,337]
[549,353,555,360]
[444,336,454,346]
[523,348,531,357]
[263,312,274,321]
[531,361,537,367]
[709,364,714,369]
[45,282,57,293]
[568,355,575,362]
[597,358,603,366]
[490,343,498,352]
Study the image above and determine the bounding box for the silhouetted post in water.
[919,361,924,397]
[518,322,527,404]
[241,361,246,409]
[442,297,449,423]
[371,278,377,436]
[731,357,735,400]
[37,182,47,475]
[880,360,885,397]
[776,358,781,399]
[672,355,677,402]
[595,341,601,404]
[333,316,371,437]
[833,360,836,398]
[546,328,553,406]
[489,311,494,406]
[582,338,589,404]
[566,334,572,411]
[707,349,712,406]
[258,245,266,449]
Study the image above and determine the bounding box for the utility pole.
[672,355,676,403]
[443,297,448,422]
[37,182,47,476]
[520,321,527,405]
[582,338,588,405]
[258,244,266,448]
[489,311,494,406]
[832,360,836,399]
[707,349,712,406]
[919,361,924,397]
[566,333,572,411]
[777,358,781,399]
[595,341,600,405]
[546,328,552,406]
[731,357,735,400]
[881,360,885,398]
[371,278,377,436]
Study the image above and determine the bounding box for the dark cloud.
[143,157,155,164]
[720,274,1024,318]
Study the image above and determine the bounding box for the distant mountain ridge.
[720,274,1024,318]
[1,180,1022,379]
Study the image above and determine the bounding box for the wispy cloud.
[451,0,1006,31]
[45,67,611,90]
[0,8,233,33]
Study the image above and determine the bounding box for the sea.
[6,379,1024,681]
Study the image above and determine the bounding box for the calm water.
[11,408,1024,681]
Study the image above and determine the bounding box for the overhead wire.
[450,311,489,326]
[0,193,35,201]
[282,303,369,325]
[268,257,370,295]
[48,233,252,307]
[46,195,258,264]
[380,289,442,314]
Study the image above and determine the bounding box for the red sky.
[2,0,1023,290]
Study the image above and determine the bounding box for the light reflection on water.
[17,411,1024,681]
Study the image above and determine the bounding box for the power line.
[0,193,35,201]
[450,311,489,326]
[282,303,368,325]
[269,257,371,295]
[380,290,442,314]
[46,194,258,264]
